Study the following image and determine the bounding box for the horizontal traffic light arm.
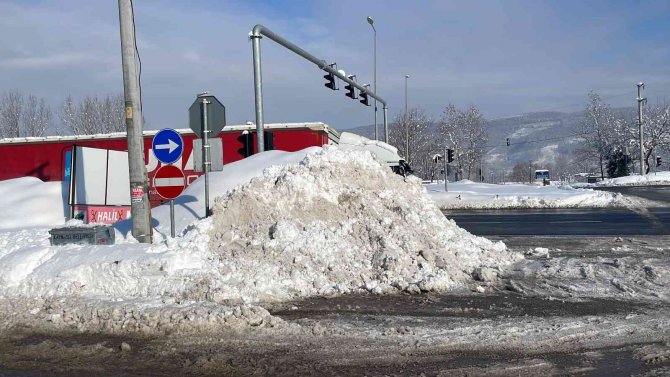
[250,24,387,107]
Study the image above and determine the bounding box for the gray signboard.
[192,138,223,172]
[189,95,226,137]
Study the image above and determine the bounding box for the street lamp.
[367,16,377,140]
[404,74,410,114]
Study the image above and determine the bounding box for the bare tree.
[438,104,488,181]
[22,95,52,137]
[637,103,670,173]
[388,108,434,178]
[59,94,126,135]
[0,90,23,138]
[576,91,621,179]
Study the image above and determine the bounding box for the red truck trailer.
[0,122,340,208]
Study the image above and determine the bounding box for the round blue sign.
[152,128,184,165]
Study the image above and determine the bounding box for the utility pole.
[118,0,152,243]
[637,82,647,176]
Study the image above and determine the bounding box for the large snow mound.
[0,147,520,317]
[204,146,521,302]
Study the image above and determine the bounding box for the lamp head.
[367,16,374,25]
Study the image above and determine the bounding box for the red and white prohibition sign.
[153,165,186,200]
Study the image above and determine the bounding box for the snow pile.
[574,171,670,187]
[0,177,66,230]
[0,146,521,308]
[204,146,521,302]
[425,180,629,209]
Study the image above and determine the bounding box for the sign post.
[189,93,226,218]
[152,128,185,238]
[153,165,186,237]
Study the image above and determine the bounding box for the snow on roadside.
[0,177,67,230]
[425,180,630,209]
[0,146,522,333]
[573,171,670,187]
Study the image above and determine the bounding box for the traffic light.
[345,75,357,99]
[506,138,510,146]
[657,156,662,167]
[447,149,454,163]
[264,131,274,151]
[237,131,253,157]
[360,84,370,106]
[323,63,338,90]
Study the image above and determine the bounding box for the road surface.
[445,208,670,236]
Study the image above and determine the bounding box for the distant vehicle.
[534,169,550,185]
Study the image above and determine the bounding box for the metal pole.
[404,74,409,114]
[383,105,388,143]
[249,24,389,145]
[367,17,377,141]
[251,34,265,153]
[169,199,175,238]
[373,26,377,141]
[637,82,646,176]
[444,145,448,192]
[201,96,212,217]
[118,0,151,243]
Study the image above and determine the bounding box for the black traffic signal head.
[506,138,510,146]
[447,149,455,163]
[237,131,253,157]
[345,75,357,99]
[657,156,662,167]
[323,63,338,90]
[359,84,370,106]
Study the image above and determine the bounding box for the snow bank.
[204,146,521,302]
[574,171,670,187]
[148,148,321,237]
[0,147,521,311]
[0,177,66,230]
[425,180,628,209]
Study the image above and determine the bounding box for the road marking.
[549,220,602,223]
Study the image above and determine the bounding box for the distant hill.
[345,108,635,175]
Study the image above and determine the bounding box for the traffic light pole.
[118,0,152,243]
[444,146,448,192]
[249,24,390,147]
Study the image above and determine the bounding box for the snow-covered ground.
[0,146,669,375]
[0,146,522,332]
[573,170,670,187]
[425,180,632,209]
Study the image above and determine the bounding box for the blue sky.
[1,0,670,131]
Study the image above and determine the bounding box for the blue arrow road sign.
[152,128,184,165]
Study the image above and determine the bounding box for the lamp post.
[367,16,377,140]
[404,74,410,114]
[404,74,410,161]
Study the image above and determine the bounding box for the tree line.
[0,90,126,138]
[388,104,488,180]
[576,91,670,177]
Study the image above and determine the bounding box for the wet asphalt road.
[445,207,670,236]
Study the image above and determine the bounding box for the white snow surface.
[425,180,629,209]
[0,177,67,230]
[0,146,521,308]
[574,171,670,187]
